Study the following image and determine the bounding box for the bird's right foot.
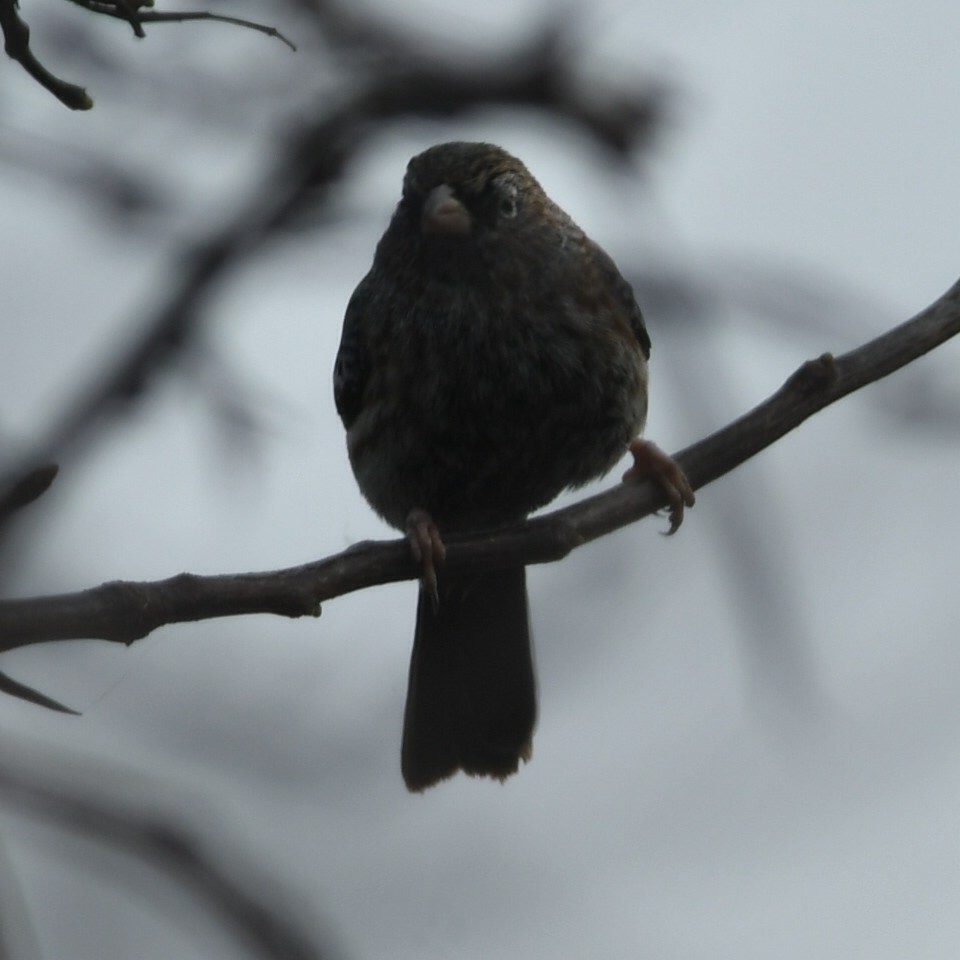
[405,508,447,611]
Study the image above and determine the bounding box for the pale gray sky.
[2,2,959,958]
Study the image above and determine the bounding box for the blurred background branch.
[0,733,336,959]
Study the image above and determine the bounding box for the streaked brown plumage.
[334,142,692,791]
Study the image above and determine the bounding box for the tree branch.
[2,0,291,108]
[1,278,957,651]
[64,1,296,50]
[0,0,93,109]
[0,669,78,713]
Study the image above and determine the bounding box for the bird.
[333,141,693,791]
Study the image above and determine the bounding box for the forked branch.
[0,0,292,109]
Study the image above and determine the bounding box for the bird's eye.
[494,181,519,220]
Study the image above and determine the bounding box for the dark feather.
[402,568,536,791]
[333,279,372,428]
[588,240,652,358]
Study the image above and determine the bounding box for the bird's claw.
[622,439,695,535]
[406,508,447,611]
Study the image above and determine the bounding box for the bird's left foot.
[406,508,447,610]
[622,439,695,535]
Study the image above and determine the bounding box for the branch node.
[786,351,838,395]
[100,580,155,645]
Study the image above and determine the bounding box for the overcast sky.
[1,2,959,958]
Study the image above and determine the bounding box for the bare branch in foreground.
[65,1,297,50]
[1,278,957,651]
[2,0,291,108]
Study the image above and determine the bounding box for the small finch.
[334,142,693,791]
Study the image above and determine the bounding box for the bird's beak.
[421,184,471,235]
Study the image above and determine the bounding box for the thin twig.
[0,670,78,713]
[1,278,957,650]
[65,1,296,49]
[134,11,295,50]
[5,0,291,107]
[0,0,93,109]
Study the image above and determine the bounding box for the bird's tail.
[401,567,537,792]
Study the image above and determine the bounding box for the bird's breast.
[348,288,647,531]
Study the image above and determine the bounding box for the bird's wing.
[333,275,373,429]
[587,240,651,359]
